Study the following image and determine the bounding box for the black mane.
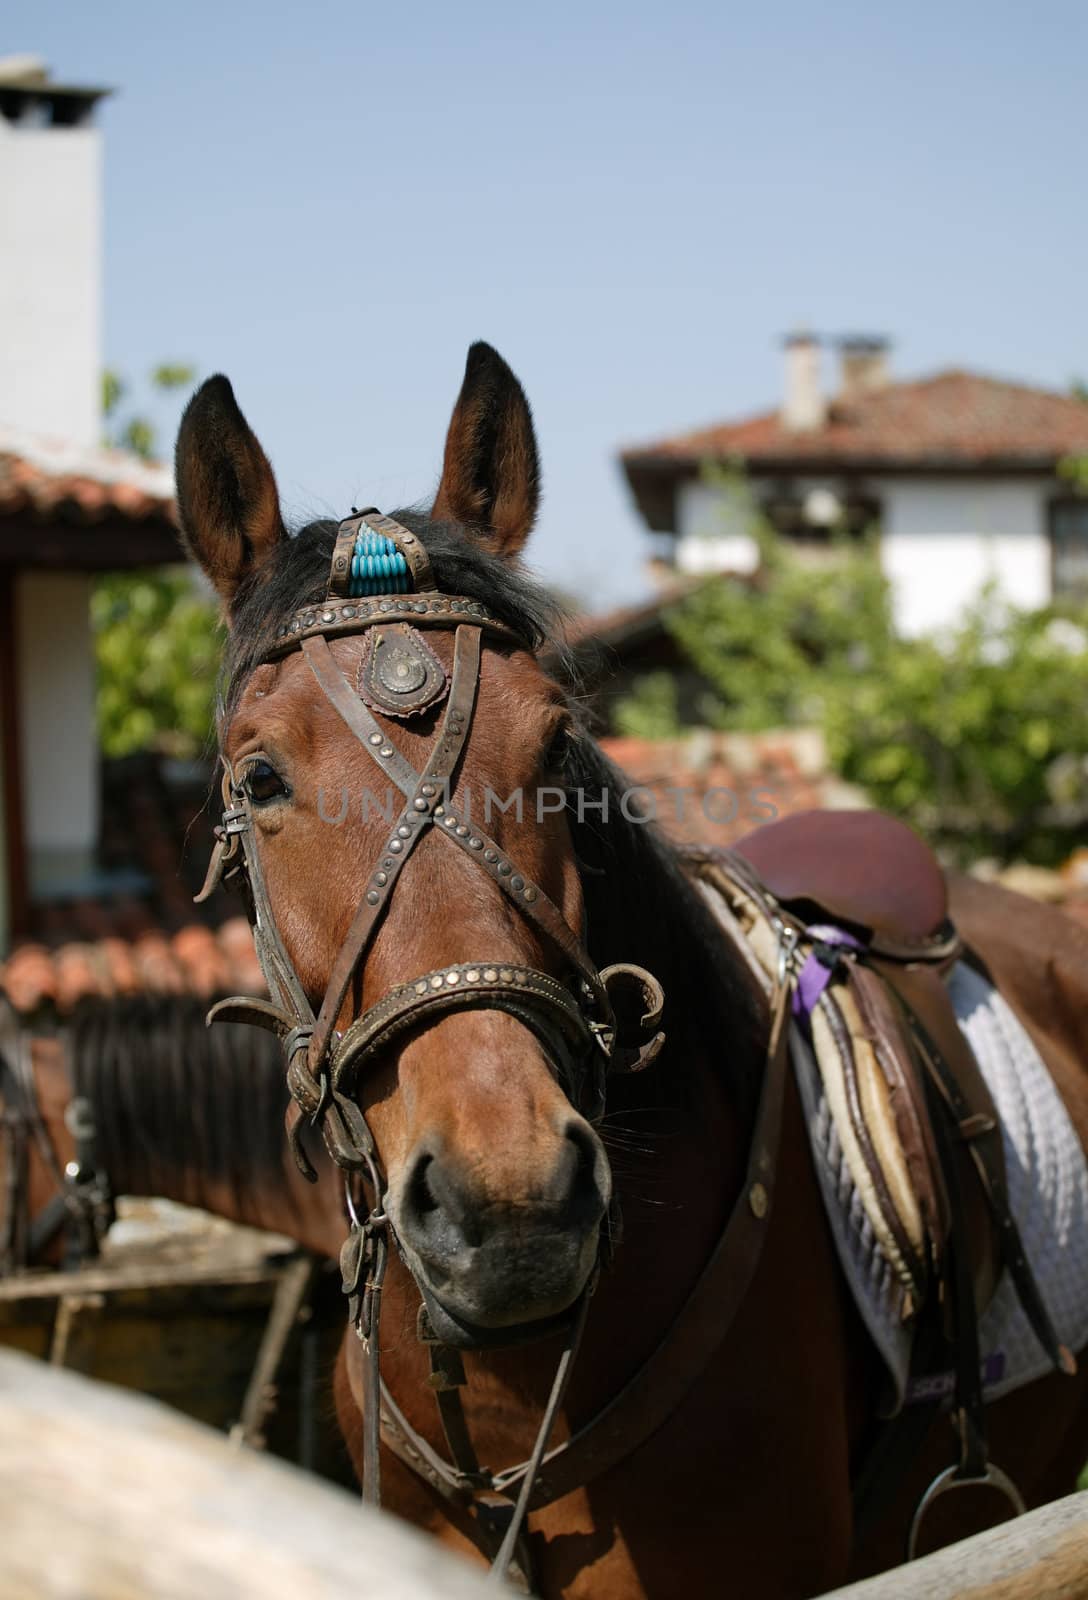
[224,513,766,1124]
[69,997,291,1210]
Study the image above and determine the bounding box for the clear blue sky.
[10,1,1088,606]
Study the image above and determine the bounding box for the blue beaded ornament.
[348,529,411,597]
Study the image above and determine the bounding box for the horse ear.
[432,342,540,562]
[175,375,286,608]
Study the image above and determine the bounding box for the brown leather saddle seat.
[733,809,950,953]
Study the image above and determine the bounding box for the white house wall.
[675,479,762,575]
[881,478,1050,635]
[15,573,98,895]
[674,473,1053,636]
[0,120,101,447]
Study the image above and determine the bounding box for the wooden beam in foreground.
[825,1491,1088,1599]
[0,1348,488,1600]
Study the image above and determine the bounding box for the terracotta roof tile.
[599,729,866,849]
[622,370,1088,471]
[0,752,267,1017]
[0,428,176,525]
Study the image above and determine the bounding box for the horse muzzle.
[390,1116,611,1341]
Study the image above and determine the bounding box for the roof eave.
[0,509,185,570]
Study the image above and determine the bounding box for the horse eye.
[243,760,289,804]
[545,724,574,773]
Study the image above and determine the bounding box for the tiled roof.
[622,371,1088,471]
[0,753,264,1017]
[599,729,866,848]
[9,739,1087,1012]
[0,427,176,524]
[0,919,263,1015]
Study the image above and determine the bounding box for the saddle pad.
[797,959,1088,1413]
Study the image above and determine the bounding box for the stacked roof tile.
[0,754,264,1016]
[0,427,176,524]
[622,371,1088,470]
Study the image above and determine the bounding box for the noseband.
[201,510,665,1583]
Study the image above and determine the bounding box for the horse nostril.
[554,1118,608,1222]
[401,1146,480,1247]
[408,1151,439,1219]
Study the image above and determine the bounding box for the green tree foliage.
[94,364,221,758]
[101,363,195,460]
[617,469,893,736]
[615,465,1088,863]
[825,593,1088,862]
[94,573,222,758]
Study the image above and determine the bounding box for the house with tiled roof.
[0,61,260,1016]
[621,335,1088,634]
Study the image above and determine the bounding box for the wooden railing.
[825,1491,1088,1599]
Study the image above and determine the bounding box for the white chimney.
[838,335,890,403]
[781,331,825,432]
[0,62,112,918]
[0,58,109,445]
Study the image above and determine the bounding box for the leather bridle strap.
[297,630,613,1100]
[334,964,593,1082]
[301,629,608,1014]
[300,627,481,1074]
[0,1002,112,1272]
[200,512,670,1568]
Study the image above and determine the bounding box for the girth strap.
[883,964,1075,1381]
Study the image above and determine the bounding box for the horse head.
[176,344,617,1344]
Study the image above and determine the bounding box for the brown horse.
[0,998,344,1271]
[173,342,1088,1597]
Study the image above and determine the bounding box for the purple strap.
[791,925,864,1020]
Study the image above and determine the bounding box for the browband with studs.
[263,509,530,660]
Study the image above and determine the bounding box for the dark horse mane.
[224,513,767,1125]
[68,996,291,1208]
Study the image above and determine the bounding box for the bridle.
[200,510,666,1584]
[0,1002,113,1275]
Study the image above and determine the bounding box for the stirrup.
[907,1458,1026,1560]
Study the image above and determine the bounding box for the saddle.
[693,812,995,1313]
[686,812,1070,1451]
